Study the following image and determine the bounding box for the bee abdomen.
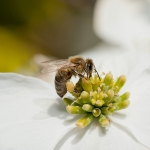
[55,72,68,98]
[55,78,67,97]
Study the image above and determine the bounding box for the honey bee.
[42,56,99,97]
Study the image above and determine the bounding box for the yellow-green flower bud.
[81,91,90,104]
[82,104,94,112]
[94,74,100,82]
[93,91,97,100]
[106,90,114,100]
[92,84,99,91]
[75,97,84,105]
[103,90,114,104]
[71,101,80,106]
[117,100,130,110]
[75,114,94,128]
[110,80,115,88]
[99,92,104,99]
[81,78,92,93]
[114,96,122,103]
[90,76,94,82]
[101,107,114,115]
[66,106,86,114]
[99,114,110,127]
[120,92,130,101]
[63,98,73,106]
[103,85,109,93]
[91,75,101,91]
[92,108,101,117]
[104,73,113,86]
[90,98,96,105]
[95,100,105,107]
[114,75,126,93]
[66,81,74,92]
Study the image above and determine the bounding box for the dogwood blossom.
[1,0,150,149]
[0,50,150,150]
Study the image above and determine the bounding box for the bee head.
[85,59,94,73]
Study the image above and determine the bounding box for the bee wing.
[41,59,76,73]
[41,65,59,73]
[41,59,68,65]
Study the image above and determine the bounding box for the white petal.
[0,73,76,149]
[1,122,148,150]
[82,47,150,90]
[53,121,148,150]
[110,69,150,148]
[0,73,57,124]
[93,0,150,51]
[0,73,148,149]
[81,43,126,64]
[97,52,150,89]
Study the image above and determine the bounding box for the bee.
[42,56,99,97]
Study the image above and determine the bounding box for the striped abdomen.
[55,69,72,97]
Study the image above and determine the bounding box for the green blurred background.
[0,0,100,74]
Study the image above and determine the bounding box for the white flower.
[0,50,150,150]
[94,0,150,52]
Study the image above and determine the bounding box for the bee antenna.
[94,65,101,80]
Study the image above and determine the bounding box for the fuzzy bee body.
[55,68,72,97]
[42,56,98,97]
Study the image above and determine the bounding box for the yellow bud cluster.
[64,72,130,129]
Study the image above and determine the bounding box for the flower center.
[64,72,130,129]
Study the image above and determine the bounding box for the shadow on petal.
[98,126,107,136]
[63,114,85,126]
[112,112,127,119]
[71,126,90,144]
[112,121,138,143]
[112,120,150,149]
[33,98,69,120]
[54,124,92,149]
[89,120,107,137]
[47,98,67,119]
[53,121,109,149]
[33,98,86,127]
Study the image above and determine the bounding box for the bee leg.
[88,71,93,79]
[74,88,79,93]
[71,69,87,80]
[94,66,101,80]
